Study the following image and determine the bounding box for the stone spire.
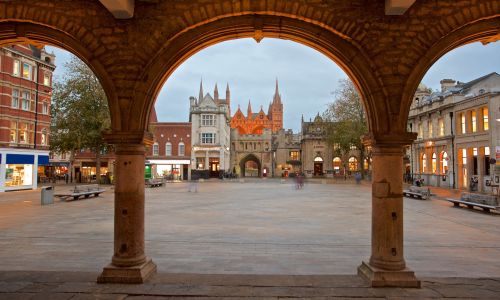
[247,99,252,117]
[273,77,282,104]
[198,78,203,103]
[226,82,230,101]
[214,83,219,101]
[268,101,272,116]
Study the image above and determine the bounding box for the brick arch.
[399,16,500,130]
[0,21,121,129]
[135,14,388,135]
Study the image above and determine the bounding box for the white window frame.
[43,72,51,86]
[41,129,47,146]
[13,59,20,76]
[178,142,185,156]
[201,114,215,126]
[153,143,159,156]
[165,142,172,156]
[22,62,32,80]
[201,133,215,144]
[42,102,49,114]
[11,89,19,108]
[21,91,30,111]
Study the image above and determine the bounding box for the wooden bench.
[145,178,164,188]
[446,193,499,212]
[403,186,431,200]
[54,185,106,201]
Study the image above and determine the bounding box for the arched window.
[314,156,323,162]
[432,153,437,173]
[178,142,185,156]
[333,157,341,170]
[153,143,159,156]
[348,157,358,171]
[165,142,172,156]
[440,151,448,174]
[421,154,427,173]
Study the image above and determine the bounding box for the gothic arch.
[136,14,384,136]
[400,16,500,129]
[239,154,261,178]
[0,21,119,129]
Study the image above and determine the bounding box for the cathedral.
[230,79,283,134]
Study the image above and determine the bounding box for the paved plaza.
[0,179,499,298]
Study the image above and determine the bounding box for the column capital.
[362,132,417,148]
[103,130,154,146]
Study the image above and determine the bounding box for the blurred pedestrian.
[189,173,199,192]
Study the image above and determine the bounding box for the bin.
[41,186,54,205]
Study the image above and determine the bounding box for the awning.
[38,155,49,165]
[6,154,34,164]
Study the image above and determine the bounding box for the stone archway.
[240,154,261,178]
[1,0,499,288]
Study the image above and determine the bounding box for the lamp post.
[449,112,456,189]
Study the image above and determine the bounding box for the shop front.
[0,149,49,192]
[147,159,190,181]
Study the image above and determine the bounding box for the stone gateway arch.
[1,0,499,287]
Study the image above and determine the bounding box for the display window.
[5,164,33,187]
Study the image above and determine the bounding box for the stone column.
[358,133,420,288]
[98,132,157,283]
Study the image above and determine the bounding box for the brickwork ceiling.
[0,0,498,145]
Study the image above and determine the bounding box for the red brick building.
[0,44,55,191]
[146,108,192,181]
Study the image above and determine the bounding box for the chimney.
[440,79,456,92]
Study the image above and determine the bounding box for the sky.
[47,39,500,131]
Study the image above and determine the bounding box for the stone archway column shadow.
[358,132,420,288]
[98,132,157,283]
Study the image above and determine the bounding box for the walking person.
[188,172,199,193]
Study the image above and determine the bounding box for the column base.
[97,258,157,284]
[358,261,420,288]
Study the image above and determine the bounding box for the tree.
[50,55,110,183]
[323,79,368,177]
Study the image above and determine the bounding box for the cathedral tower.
[269,78,283,132]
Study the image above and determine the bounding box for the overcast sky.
[47,39,500,131]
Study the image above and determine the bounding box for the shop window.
[178,142,185,156]
[5,164,33,187]
[438,118,444,136]
[12,89,19,108]
[22,62,31,80]
[289,151,299,160]
[21,91,30,111]
[13,59,20,76]
[348,157,358,171]
[440,152,448,174]
[422,154,427,173]
[153,143,159,156]
[431,153,437,174]
[483,107,489,131]
[196,157,204,169]
[43,73,51,86]
[165,142,172,156]
[333,157,342,171]
[471,111,477,132]
[9,121,17,143]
